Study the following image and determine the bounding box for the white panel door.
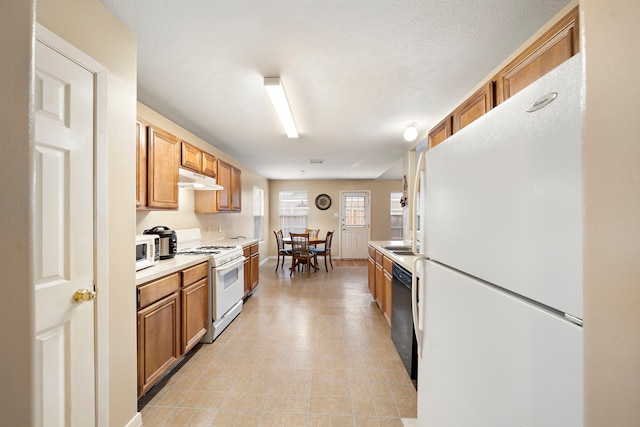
[418,261,583,427]
[34,40,96,427]
[340,191,370,259]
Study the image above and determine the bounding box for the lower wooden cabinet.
[181,277,208,354]
[367,245,393,326]
[243,243,260,298]
[137,291,180,398]
[367,254,376,298]
[137,261,209,398]
[382,256,393,324]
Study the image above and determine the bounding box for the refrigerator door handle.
[412,257,425,357]
[412,152,426,256]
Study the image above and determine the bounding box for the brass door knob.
[73,288,97,302]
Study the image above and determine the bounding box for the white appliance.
[412,54,583,426]
[135,234,159,271]
[176,229,245,342]
[178,167,223,190]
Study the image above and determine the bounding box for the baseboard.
[124,412,143,427]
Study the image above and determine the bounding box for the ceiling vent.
[308,159,324,164]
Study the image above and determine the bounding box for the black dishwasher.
[391,262,418,386]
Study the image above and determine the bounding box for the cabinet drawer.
[138,273,180,309]
[375,250,383,264]
[181,261,209,286]
[383,256,393,273]
[368,246,376,259]
[250,243,259,255]
[243,246,251,257]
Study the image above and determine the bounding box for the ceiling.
[100,0,570,180]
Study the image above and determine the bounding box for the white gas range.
[176,229,245,342]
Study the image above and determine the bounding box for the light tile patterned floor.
[139,259,417,426]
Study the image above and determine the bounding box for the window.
[279,191,308,238]
[390,191,403,240]
[344,194,366,226]
[253,186,264,241]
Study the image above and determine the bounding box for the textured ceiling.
[100,0,570,180]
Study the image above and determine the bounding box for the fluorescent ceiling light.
[264,77,299,138]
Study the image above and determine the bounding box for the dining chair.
[289,232,317,276]
[274,229,292,271]
[311,230,334,272]
[305,228,320,238]
[305,228,320,248]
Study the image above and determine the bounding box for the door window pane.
[390,191,403,240]
[344,195,365,226]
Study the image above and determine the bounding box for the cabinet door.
[137,292,180,397]
[202,152,217,178]
[495,7,579,104]
[147,126,180,209]
[383,270,392,326]
[181,277,208,354]
[250,245,259,290]
[367,255,376,298]
[243,246,251,297]
[216,160,232,211]
[375,254,383,309]
[452,82,494,133]
[231,166,242,211]
[181,141,202,172]
[136,120,148,208]
[428,116,452,149]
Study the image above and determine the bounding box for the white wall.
[0,2,36,425]
[583,1,640,425]
[36,0,139,425]
[268,179,402,258]
[136,103,271,259]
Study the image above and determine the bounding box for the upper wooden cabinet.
[428,116,452,150]
[136,120,180,210]
[180,141,202,172]
[426,7,579,148]
[193,158,242,213]
[216,160,232,211]
[136,120,147,208]
[230,165,242,211]
[181,141,218,179]
[452,82,495,133]
[495,6,579,104]
[147,126,180,209]
[202,152,217,177]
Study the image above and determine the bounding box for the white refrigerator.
[412,53,583,426]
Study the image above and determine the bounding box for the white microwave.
[136,234,159,271]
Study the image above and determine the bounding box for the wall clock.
[315,194,332,210]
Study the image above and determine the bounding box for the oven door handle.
[214,256,245,272]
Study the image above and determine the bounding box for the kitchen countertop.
[206,237,258,247]
[135,238,259,286]
[136,254,211,286]
[368,240,417,272]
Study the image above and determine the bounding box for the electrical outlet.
[218,225,222,233]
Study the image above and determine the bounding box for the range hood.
[178,168,223,191]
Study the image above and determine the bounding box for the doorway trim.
[36,24,111,427]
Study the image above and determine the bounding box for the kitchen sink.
[382,245,412,251]
[390,250,415,256]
